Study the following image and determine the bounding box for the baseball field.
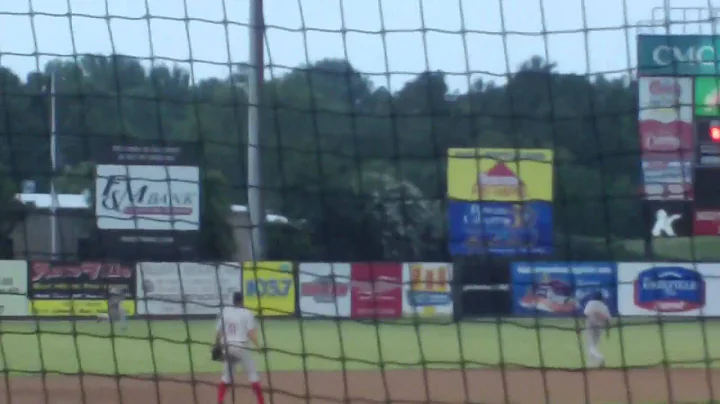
[1,318,719,403]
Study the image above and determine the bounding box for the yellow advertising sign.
[242,261,295,317]
[407,263,452,317]
[30,300,136,316]
[447,148,553,202]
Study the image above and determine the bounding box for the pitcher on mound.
[212,291,265,404]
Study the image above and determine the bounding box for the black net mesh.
[1,1,720,404]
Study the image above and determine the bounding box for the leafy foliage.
[0,54,645,260]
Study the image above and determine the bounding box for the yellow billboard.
[406,263,452,317]
[30,300,136,316]
[242,261,295,317]
[447,148,553,201]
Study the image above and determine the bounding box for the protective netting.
[1,1,720,404]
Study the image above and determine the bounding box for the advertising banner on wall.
[137,262,241,315]
[31,300,136,316]
[446,148,554,257]
[694,210,720,235]
[402,263,453,317]
[448,202,553,256]
[637,77,693,160]
[447,148,554,202]
[641,160,693,200]
[617,263,720,316]
[694,77,720,117]
[638,77,693,120]
[28,261,135,300]
[93,141,201,261]
[350,263,402,318]
[298,263,351,318]
[243,262,295,317]
[0,261,29,316]
[510,262,618,316]
[637,35,720,76]
[644,201,693,238]
[96,165,200,231]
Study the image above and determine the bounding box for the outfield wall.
[0,260,713,320]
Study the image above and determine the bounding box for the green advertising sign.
[638,35,720,76]
[695,77,720,116]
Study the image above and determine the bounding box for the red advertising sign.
[350,263,402,318]
[638,120,693,156]
[28,262,135,300]
[694,210,720,235]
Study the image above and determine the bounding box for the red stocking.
[217,383,229,403]
[251,382,265,404]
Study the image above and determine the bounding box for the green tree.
[0,53,649,260]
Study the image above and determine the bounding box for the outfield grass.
[621,236,720,261]
[575,235,720,261]
[1,318,719,376]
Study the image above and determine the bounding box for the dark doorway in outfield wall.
[454,256,512,318]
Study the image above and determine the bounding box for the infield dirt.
[3,367,720,403]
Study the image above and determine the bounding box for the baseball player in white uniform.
[96,285,128,332]
[582,291,612,367]
[213,291,265,404]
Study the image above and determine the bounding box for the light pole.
[247,0,265,261]
[49,71,59,260]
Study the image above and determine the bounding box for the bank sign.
[638,35,720,76]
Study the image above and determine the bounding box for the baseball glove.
[211,344,223,361]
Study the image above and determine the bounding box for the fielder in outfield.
[581,291,612,367]
[96,285,128,332]
[213,291,265,404]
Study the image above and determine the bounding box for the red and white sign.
[638,77,692,119]
[298,263,351,318]
[350,263,402,318]
[638,77,693,157]
[694,210,720,235]
[638,121,693,155]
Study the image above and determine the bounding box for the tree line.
[0,54,646,262]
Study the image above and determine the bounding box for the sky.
[1,0,720,92]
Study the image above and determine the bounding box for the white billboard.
[137,262,242,315]
[0,261,29,316]
[638,77,693,122]
[96,165,200,231]
[618,262,720,316]
[402,263,453,317]
[298,263,351,318]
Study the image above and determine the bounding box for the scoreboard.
[637,34,720,238]
[694,119,720,234]
[638,77,720,237]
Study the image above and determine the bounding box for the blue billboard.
[448,201,553,256]
[634,265,705,312]
[510,262,618,316]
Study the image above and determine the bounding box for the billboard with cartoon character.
[510,262,618,316]
[448,202,553,255]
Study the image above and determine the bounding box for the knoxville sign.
[638,35,720,76]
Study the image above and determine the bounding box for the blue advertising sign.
[448,201,553,256]
[510,262,618,316]
[634,265,705,312]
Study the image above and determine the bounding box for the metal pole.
[663,0,671,29]
[49,72,58,260]
[247,0,265,261]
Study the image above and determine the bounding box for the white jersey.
[584,300,611,327]
[216,307,256,347]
